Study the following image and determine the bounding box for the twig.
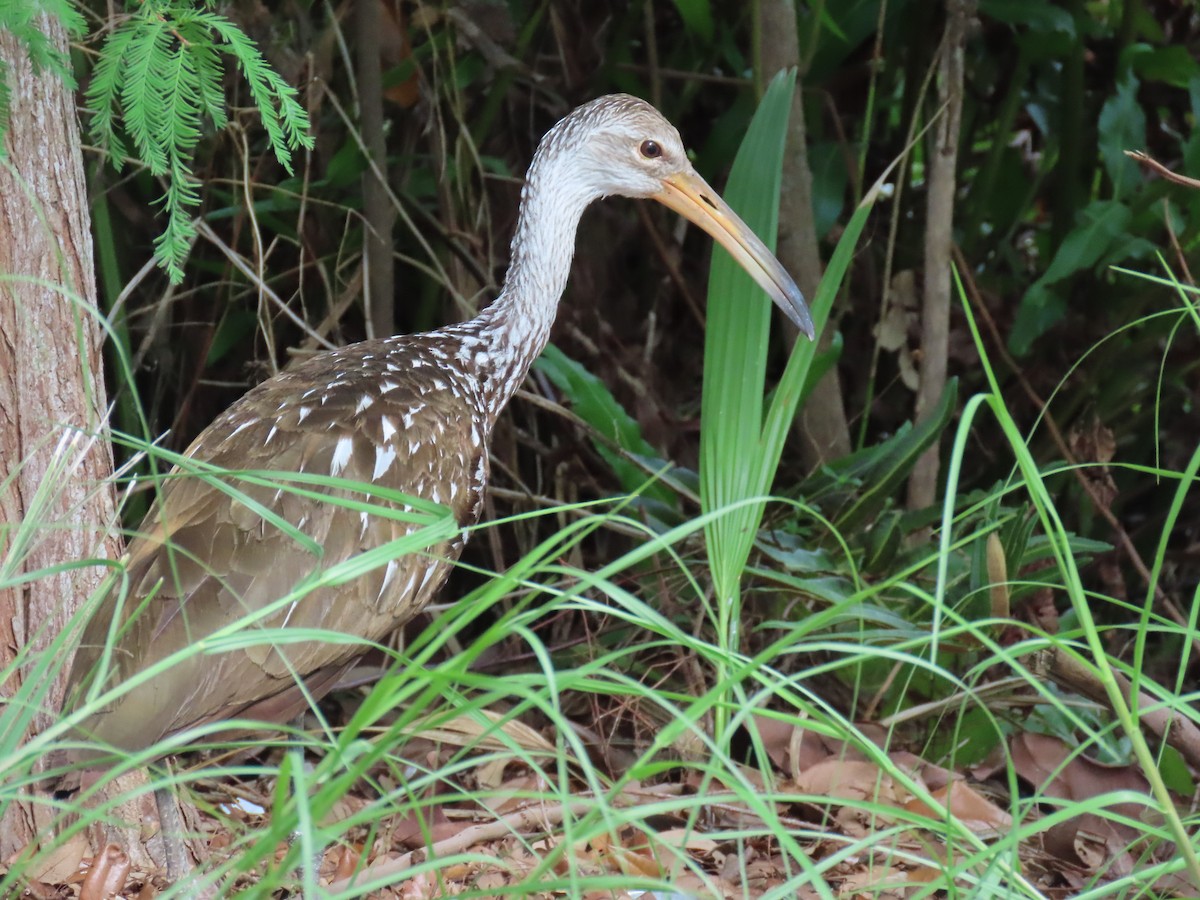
[1038,646,1200,772]
[908,0,973,509]
[325,800,596,892]
[635,202,705,329]
[1126,150,1198,284]
[195,220,337,351]
[1126,149,1200,191]
[613,63,749,88]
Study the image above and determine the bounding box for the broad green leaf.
[1130,44,1200,89]
[702,69,896,611]
[1008,282,1066,356]
[757,166,894,499]
[757,531,836,573]
[979,0,1075,34]
[1097,70,1145,198]
[535,344,676,509]
[808,141,848,240]
[833,379,959,530]
[700,71,795,603]
[206,308,257,366]
[1043,201,1133,283]
[1158,746,1195,797]
[670,0,714,42]
[1009,200,1133,353]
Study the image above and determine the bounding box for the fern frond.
[160,32,202,155]
[198,12,313,173]
[177,18,227,130]
[85,19,141,166]
[119,19,173,175]
[29,0,86,40]
[153,156,200,283]
[0,0,81,77]
[147,22,211,280]
[82,2,313,283]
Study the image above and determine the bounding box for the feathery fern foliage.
[0,1,86,144]
[86,1,314,282]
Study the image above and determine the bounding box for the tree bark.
[759,0,852,468]
[0,18,120,857]
[907,0,972,510]
[357,0,395,338]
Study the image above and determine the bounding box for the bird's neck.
[465,149,594,425]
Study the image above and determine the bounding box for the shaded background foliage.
[85,0,1199,698]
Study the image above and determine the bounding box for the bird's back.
[66,334,490,757]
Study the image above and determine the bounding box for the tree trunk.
[758,0,853,469]
[907,0,972,510]
[357,0,395,339]
[0,17,120,857]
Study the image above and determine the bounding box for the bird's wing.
[68,360,486,752]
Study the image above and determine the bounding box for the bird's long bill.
[655,169,815,340]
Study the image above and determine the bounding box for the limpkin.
[62,95,813,764]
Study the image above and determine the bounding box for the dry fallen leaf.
[478,771,550,816]
[835,862,912,898]
[22,832,90,885]
[1010,732,1171,885]
[79,844,130,900]
[798,759,911,809]
[904,781,1012,835]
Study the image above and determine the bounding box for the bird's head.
[538,94,815,339]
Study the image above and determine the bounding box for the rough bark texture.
[759,0,852,468]
[0,19,120,858]
[907,0,972,510]
[358,0,395,338]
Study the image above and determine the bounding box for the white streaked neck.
[462,136,597,422]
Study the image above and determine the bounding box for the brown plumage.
[63,95,813,763]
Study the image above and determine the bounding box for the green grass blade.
[699,70,795,604]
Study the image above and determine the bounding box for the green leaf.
[701,69,889,611]
[1043,201,1134,282]
[534,344,676,509]
[832,379,959,529]
[861,509,903,572]
[757,531,837,573]
[1097,70,1145,199]
[670,0,714,42]
[808,142,848,240]
[119,19,173,174]
[206,308,258,366]
[1157,746,1195,797]
[1008,283,1066,356]
[1008,200,1134,354]
[979,0,1075,34]
[31,0,86,39]
[79,3,314,283]
[1130,44,1200,89]
[0,0,83,127]
[700,71,795,603]
[86,20,139,164]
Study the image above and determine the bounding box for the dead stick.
[326,799,596,892]
[1039,646,1200,772]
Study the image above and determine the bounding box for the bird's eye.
[639,139,663,159]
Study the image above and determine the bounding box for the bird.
[61,94,814,764]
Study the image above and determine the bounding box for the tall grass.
[4,94,1199,900]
